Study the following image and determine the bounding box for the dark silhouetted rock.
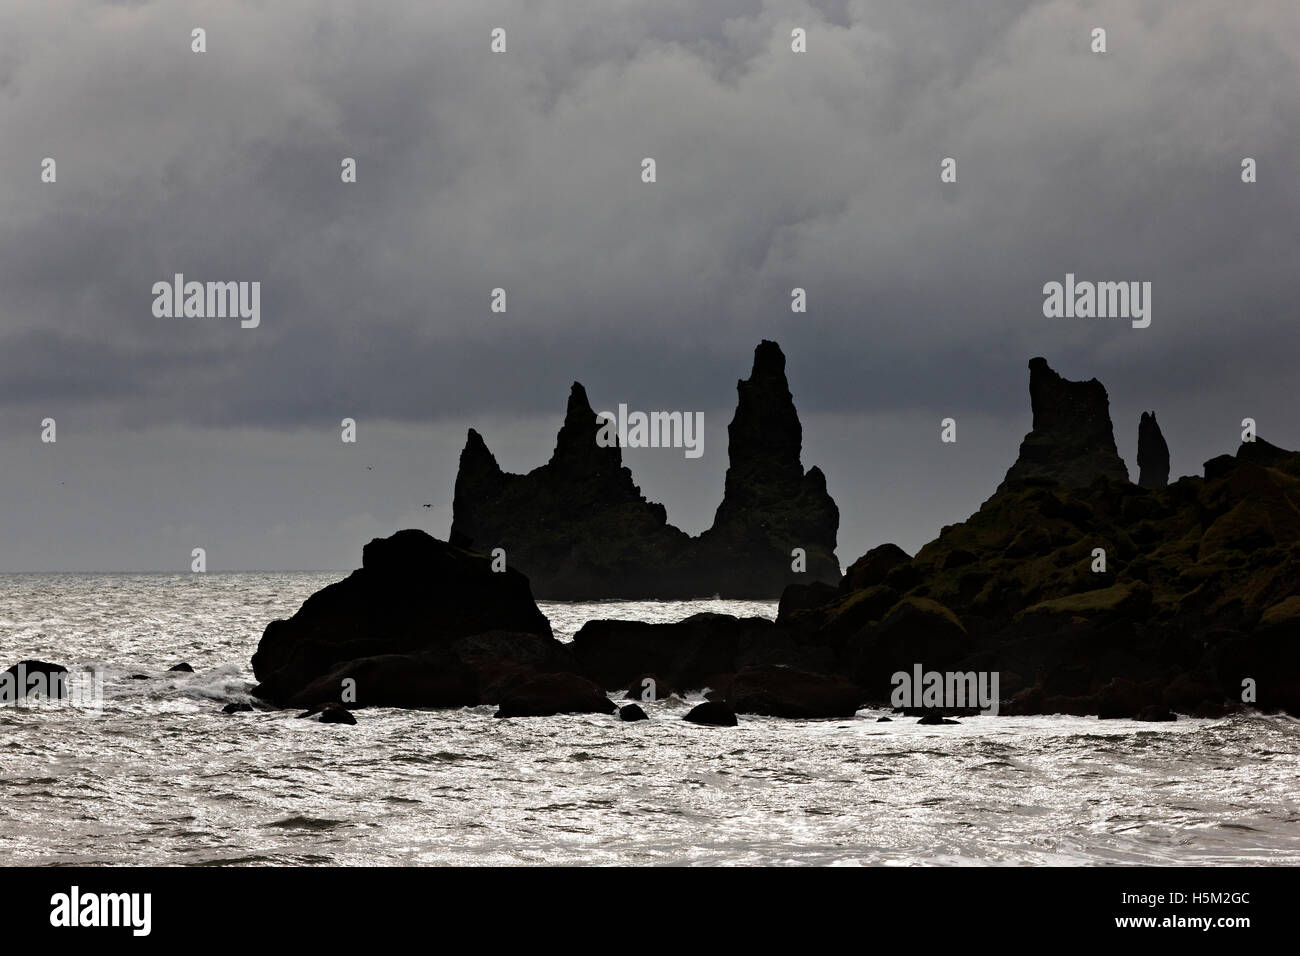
[775,580,840,624]
[850,597,969,694]
[994,357,1129,496]
[916,714,961,725]
[787,359,1300,717]
[222,702,253,714]
[1235,436,1297,470]
[694,341,841,597]
[450,630,577,704]
[1,660,69,700]
[1137,411,1170,489]
[840,543,911,593]
[1203,454,1238,481]
[297,701,357,725]
[573,613,768,692]
[876,716,892,722]
[493,673,616,718]
[683,701,738,726]
[1090,677,1160,719]
[1136,705,1176,722]
[168,662,195,673]
[449,341,840,598]
[572,612,833,693]
[730,665,861,718]
[619,704,649,722]
[449,387,696,599]
[287,649,477,710]
[251,529,554,707]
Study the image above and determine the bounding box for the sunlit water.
[1,572,1297,866]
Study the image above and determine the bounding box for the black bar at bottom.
[0,864,1274,942]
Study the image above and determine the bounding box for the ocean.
[2,572,1297,866]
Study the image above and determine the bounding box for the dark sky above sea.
[1,1,1297,571]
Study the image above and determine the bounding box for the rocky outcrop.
[1137,411,1170,488]
[994,357,1129,496]
[729,665,862,719]
[493,673,616,718]
[790,415,1300,716]
[249,355,1300,720]
[572,613,834,692]
[251,529,559,708]
[759,357,1300,718]
[449,341,840,598]
[285,650,477,710]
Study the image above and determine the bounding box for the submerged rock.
[916,714,961,725]
[297,701,357,725]
[682,701,738,726]
[168,662,195,673]
[618,704,650,722]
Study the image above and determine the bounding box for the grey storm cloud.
[0,0,1296,570]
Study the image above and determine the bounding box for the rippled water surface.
[1,573,1297,865]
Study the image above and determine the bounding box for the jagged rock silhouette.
[994,357,1129,497]
[1138,411,1170,488]
[450,341,840,598]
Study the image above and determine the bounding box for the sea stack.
[695,340,841,597]
[448,341,840,599]
[449,383,695,599]
[993,357,1129,496]
[1137,411,1170,488]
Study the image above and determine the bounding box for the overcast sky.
[0,0,1296,572]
